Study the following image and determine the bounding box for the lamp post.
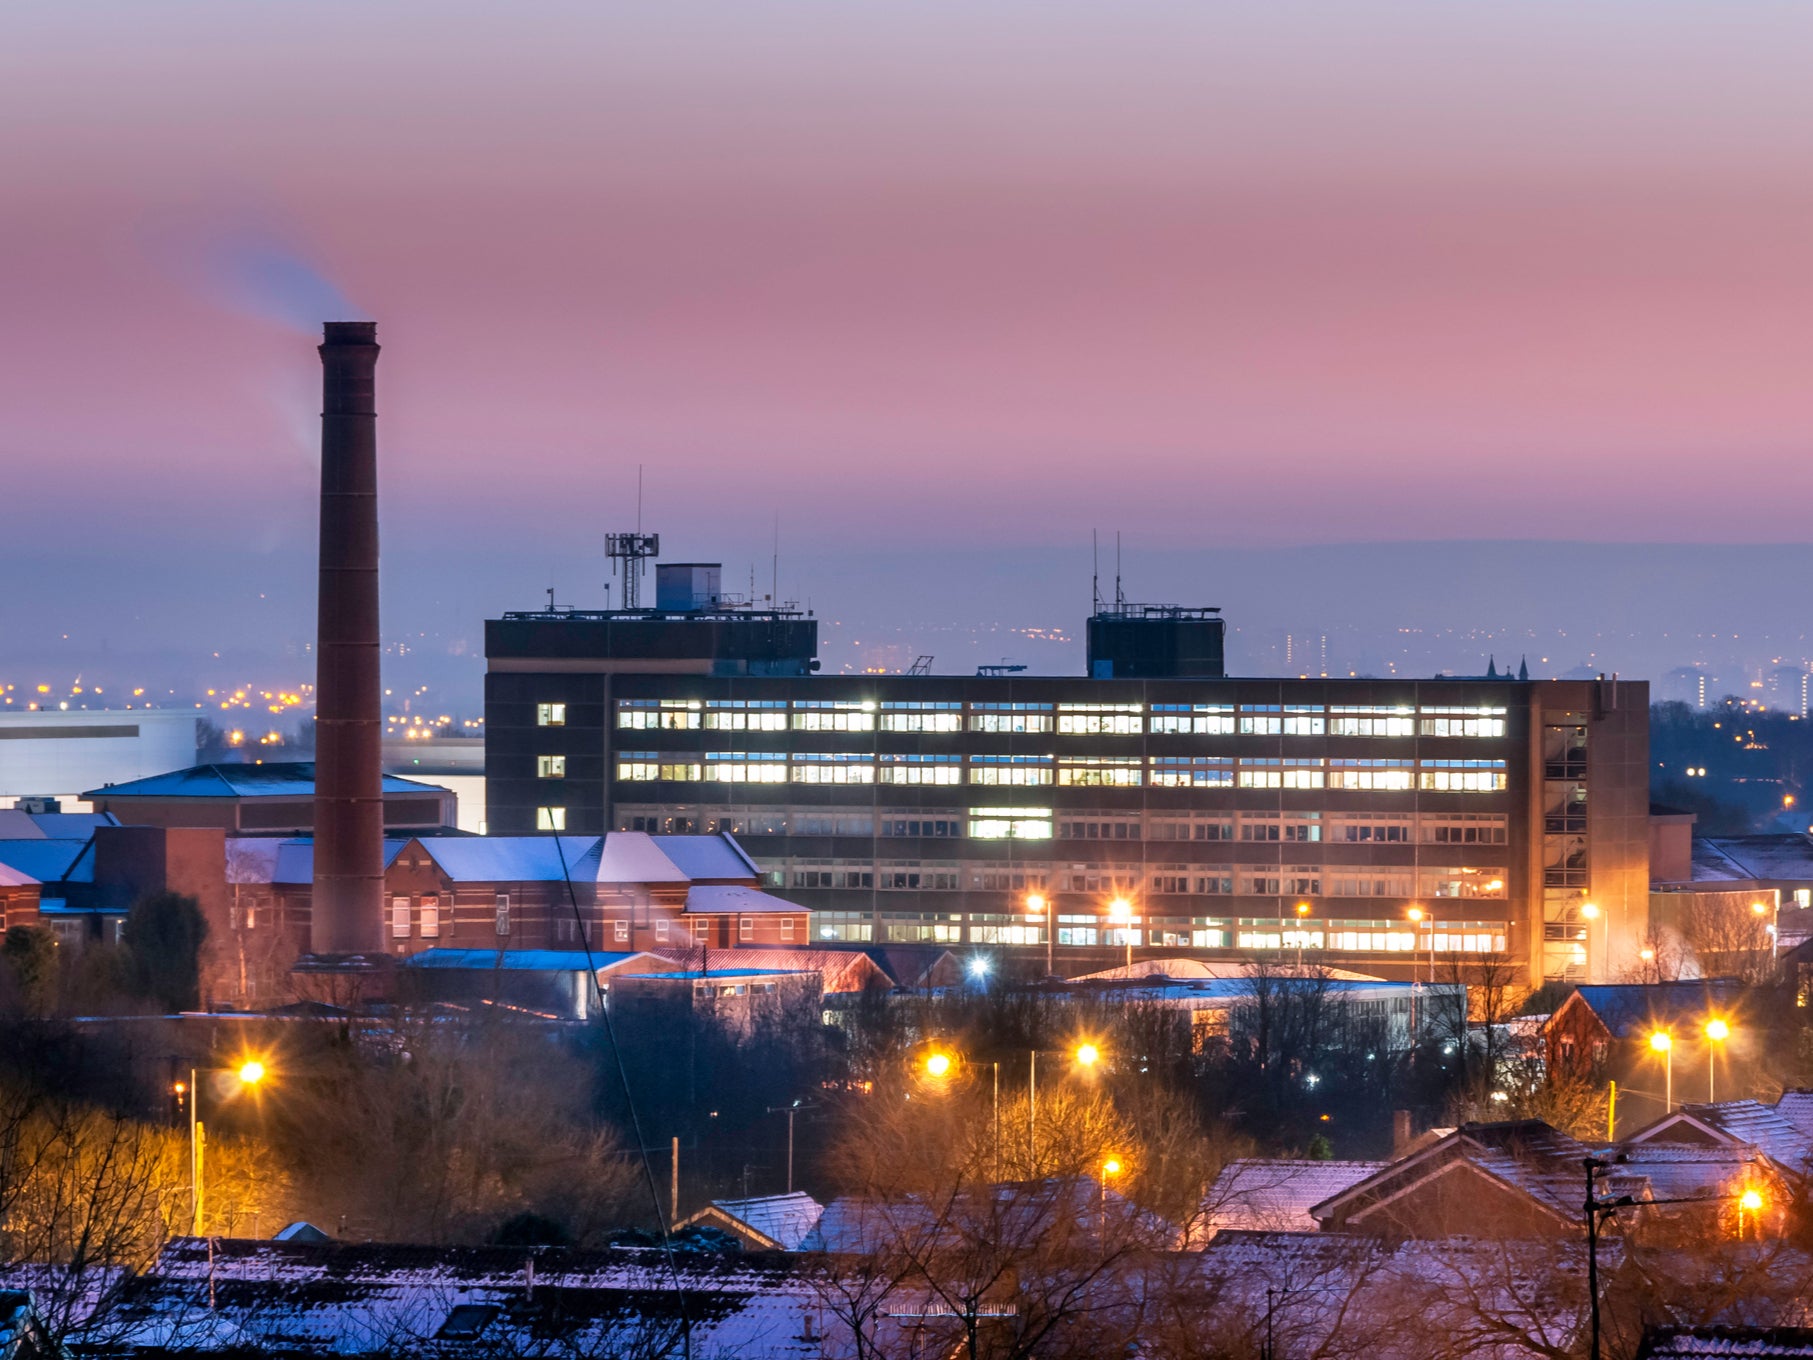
[1704,1019,1730,1103]
[1098,1156,1122,1240]
[1107,897,1134,970]
[1581,902,1604,983]
[1029,1042,1099,1175]
[182,1058,267,1236]
[1028,893,1051,977]
[1293,902,1312,971]
[1650,1030,1673,1112]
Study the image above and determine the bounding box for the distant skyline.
[4,2,1812,702]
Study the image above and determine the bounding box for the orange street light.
[1075,1043,1101,1068]
[1107,896,1135,968]
[925,1051,953,1079]
[237,1060,267,1086]
[1101,1157,1123,1177]
[1028,892,1054,975]
[1650,1031,1674,1111]
[1705,1019,1731,1101]
[1752,901,1769,916]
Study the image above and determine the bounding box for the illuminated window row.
[616,804,1510,845]
[614,752,1506,791]
[611,698,1508,737]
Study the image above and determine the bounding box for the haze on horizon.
[3,1,1811,701]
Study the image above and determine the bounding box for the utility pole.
[670,1136,680,1227]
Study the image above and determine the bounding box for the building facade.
[486,605,1649,983]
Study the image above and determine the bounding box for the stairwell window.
[537,755,566,779]
[536,806,567,831]
[536,703,566,727]
[494,894,510,936]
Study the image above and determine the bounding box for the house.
[82,763,456,836]
[0,1292,63,1360]
[81,1236,846,1359]
[676,1193,826,1252]
[1636,1327,1813,1359]
[1196,1158,1389,1242]
[800,1178,1180,1254]
[1619,1093,1813,1180]
[398,949,678,1020]
[1544,982,1753,1132]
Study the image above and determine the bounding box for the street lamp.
[1650,1030,1674,1112]
[1580,902,1605,982]
[1293,902,1312,970]
[1704,1018,1730,1102]
[1107,897,1134,970]
[1738,1187,1764,1239]
[1099,1156,1123,1238]
[1028,892,1052,976]
[1029,1042,1101,1174]
[182,1056,268,1235]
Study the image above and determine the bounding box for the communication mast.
[605,533,659,610]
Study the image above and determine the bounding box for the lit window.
[1149,703,1235,735]
[536,806,567,831]
[1148,756,1233,787]
[880,702,963,732]
[1056,703,1143,735]
[391,896,411,939]
[790,753,877,784]
[1418,759,1508,792]
[614,919,629,943]
[968,755,1054,786]
[536,703,566,727]
[1419,706,1508,738]
[494,893,510,936]
[616,699,700,730]
[792,700,876,731]
[1327,706,1415,737]
[879,754,962,785]
[782,917,795,940]
[1239,704,1326,736]
[537,755,567,779]
[739,917,753,940]
[1056,756,1142,787]
[704,753,789,783]
[656,918,670,941]
[1327,758,1414,791]
[968,807,1054,839]
[420,896,440,938]
[704,699,788,731]
[970,703,1053,733]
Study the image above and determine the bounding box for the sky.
[3,2,1812,698]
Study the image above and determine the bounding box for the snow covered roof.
[1201,1159,1391,1238]
[649,834,759,881]
[685,884,801,916]
[1638,1328,1813,1358]
[401,949,670,975]
[94,1238,841,1360]
[0,810,116,841]
[595,831,692,885]
[1073,957,1384,983]
[684,1193,825,1251]
[417,836,602,884]
[696,948,888,994]
[1693,837,1813,884]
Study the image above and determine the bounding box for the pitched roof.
[1201,1159,1391,1237]
[0,840,95,886]
[401,948,670,975]
[0,863,35,889]
[82,762,448,800]
[685,884,801,916]
[1638,1328,1813,1359]
[1694,837,1813,883]
[1557,982,1751,1039]
[418,836,603,884]
[595,831,690,885]
[0,810,118,841]
[1623,1099,1813,1178]
[1308,1121,1593,1227]
[700,948,887,994]
[687,1193,824,1251]
[649,834,759,881]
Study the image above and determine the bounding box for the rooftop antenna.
[1092,530,1101,615]
[1115,531,1124,611]
[606,466,658,610]
[772,512,780,611]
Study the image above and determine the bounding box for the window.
[536,806,567,831]
[494,893,510,936]
[970,703,1053,733]
[1326,871,1416,897]
[536,702,566,727]
[739,917,753,940]
[782,917,796,940]
[969,863,1050,893]
[791,753,876,784]
[1149,703,1235,735]
[792,699,876,731]
[879,861,962,890]
[391,895,411,939]
[420,896,440,938]
[880,701,963,732]
[1196,871,1235,894]
[537,755,567,779]
[704,752,788,783]
[1328,815,1413,843]
[1239,704,1325,736]
[879,754,962,785]
[704,699,788,731]
[1327,705,1416,737]
[615,919,629,943]
[968,807,1054,840]
[1057,817,1141,840]
[656,918,670,941]
[616,699,700,729]
[1056,703,1143,735]
[616,752,659,781]
[1237,758,1325,789]
[1420,867,1509,899]
[1150,868,1193,894]
[1423,814,1510,845]
[791,860,876,890]
[1420,706,1508,738]
[1327,758,1414,791]
[1057,757,1142,787]
[968,755,1055,786]
[1419,759,1508,792]
[1148,756,1234,787]
[693,920,709,942]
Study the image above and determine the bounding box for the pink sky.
[3,1,1812,562]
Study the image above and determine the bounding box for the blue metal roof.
[401,948,655,972]
[1566,981,1749,1038]
[0,839,95,884]
[82,762,448,800]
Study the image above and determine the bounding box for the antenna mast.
[1092,530,1101,614]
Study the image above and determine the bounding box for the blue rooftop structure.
[83,762,445,800]
[402,948,660,973]
[0,839,95,885]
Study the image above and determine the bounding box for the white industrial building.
[0,710,200,808]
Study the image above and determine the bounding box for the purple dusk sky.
[2,1,1812,687]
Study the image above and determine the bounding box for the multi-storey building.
[486,566,1648,983]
